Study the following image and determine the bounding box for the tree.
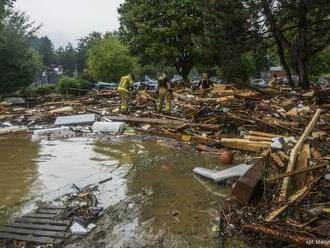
[256,0,330,88]
[118,0,204,80]
[0,10,42,93]
[87,37,137,82]
[56,43,78,77]
[76,32,102,74]
[197,0,262,83]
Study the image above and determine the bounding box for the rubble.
[0,81,329,247]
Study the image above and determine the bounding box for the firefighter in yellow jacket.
[156,73,172,113]
[117,74,134,112]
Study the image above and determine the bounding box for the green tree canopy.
[56,43,78,77]
[0,10,42,93]
[87,37,137,82]
[119,0,204,80]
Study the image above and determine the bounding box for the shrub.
[34,84,56,95]
[56,76,92,94]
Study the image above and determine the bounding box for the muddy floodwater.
[0,136,233,247]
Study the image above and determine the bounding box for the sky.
[14,0,124,47]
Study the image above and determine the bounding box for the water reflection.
[0,138,39,223]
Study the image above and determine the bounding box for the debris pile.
[0,82,329,247]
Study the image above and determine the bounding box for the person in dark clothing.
[197,73,214,89]
[156,73,172,113]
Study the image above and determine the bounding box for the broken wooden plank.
[279,109,322,201]
[25,213,57,219]
[19,218,70,226]
[42,205,66,210]
[243,224,325,247]
[266,173,324,221]
[37,209,62,214]
[244,135,273,142]
[232,158,266,204]
[4,223,68,232]
[0,232,63,245]
[246,130,286,138]
[270,152,285,167]
[0,227,70,238]
[293,143,311,189]
[265,163,328,183]
[220,138,271,152]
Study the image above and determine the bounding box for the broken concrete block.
[54,114,96,126]
[232,158,266,204]
[193,164,253,183]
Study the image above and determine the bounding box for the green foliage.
[19,84,56,97]
[0,10,42,93]
[76,32,102,74]
[56,43,78,77]
[34,84,56,95]
[310,45,330,77]
[87,37,137,82]
[56,76,92,94]
[119,0,204,80]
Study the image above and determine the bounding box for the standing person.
[117,74,135,113]
[156,73,172,114]
[197,72,214,89]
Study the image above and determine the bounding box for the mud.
[0,136,236,247]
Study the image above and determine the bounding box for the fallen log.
[279,109,322,201]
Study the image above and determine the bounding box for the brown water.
[0,136,232,246]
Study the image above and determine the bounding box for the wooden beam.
[265,163,328,183]
[266,173,324,221]
[243,224,326,247]
[279,109,321,201]
[5,223,68,232]
[220,138,270,152]
[293,143,311,189]
[0,227,70,238]
[0,232,63,245]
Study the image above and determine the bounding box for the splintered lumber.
[266,173,324,221]
[245,130,286,139]
[244,135,273,142]
[279,109,322,201]
[270,152,285,167]
[0,233,63,245]
[220,138,271,152]
[197,95,235,103]
[265,163,328,183]
[243,224,326,247]
[107,116,185,125]
[232,158,266,204]
[294,143,311,189]
[107,116,221,130]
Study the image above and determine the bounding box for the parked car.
[94,82,117,90]
[250,79,268,88]
[138,75,157,91]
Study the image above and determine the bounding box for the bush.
[56,76,92,94]
[34,84,56,95]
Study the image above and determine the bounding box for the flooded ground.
[0,136,233,247]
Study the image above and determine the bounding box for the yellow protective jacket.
[118,75,133,93]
